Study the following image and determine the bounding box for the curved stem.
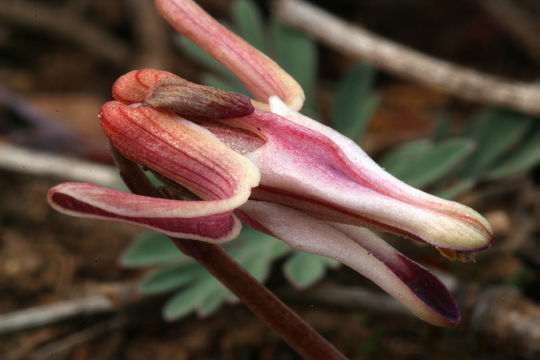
[110,146,348,360]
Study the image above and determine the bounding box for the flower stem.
[110,146,348,360]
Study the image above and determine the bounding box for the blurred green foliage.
[381,108,540,199]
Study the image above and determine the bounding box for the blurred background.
[1,0,540,359]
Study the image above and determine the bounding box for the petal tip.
[394,254,461,327]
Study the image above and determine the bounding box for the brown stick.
[274,0,540,116]
[0,295,112,335]
[0,282,138,335]
[110,146,348,360]
[0,142,119,187]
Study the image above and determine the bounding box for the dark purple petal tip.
[393,254,461,325]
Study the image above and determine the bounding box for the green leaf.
[380,139,432,178]
[175,36,234,79]
[271,19,317,112]
[226,227,280,283]
[121,232,190,268]
[332,63,378,139]
[283,252,327,288]
[202,74,250,96]
[107,178,129,192]
[269,240,292,258]
[241,253,271,282]
[487,126,540,178]
[227,230,270,260]
[322,257,340,268]
[231,0,265,51]
[461,109,493,138]
[145,171,165,187]
[197,287,227,317]
[460,109,532,178]
[139,263,203,295]
[223,288,238,303]
[227,241,259,261]
[435,178,475,200]
[219,228,284,283]
[232,227,282,255]
[163,277,220,320]
[433,113,451,143]
[396,138,475,188]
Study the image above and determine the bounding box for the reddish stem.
[110,146,348,360]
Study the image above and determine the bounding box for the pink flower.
[48,0,492,327]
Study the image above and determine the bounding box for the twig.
[27,316,126,360]
[110,146,349,360]
[477,0,540,63]
[0,142,119,187]
[279,284,411,317]
[274,0,540,116]
[0,1,129,65]
[0,283,139,335]
[279,269,458,317]
[0,295,113,335]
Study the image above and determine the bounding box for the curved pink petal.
[269,96,491,228]
[239,200,460,327]
[49,183,241,242]
[265,97,493,255]
[155,0,305,110]
[100,101,260,202]
[214,104,491,254]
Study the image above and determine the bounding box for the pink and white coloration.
[47,0,493,327]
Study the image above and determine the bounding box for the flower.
[47,0,492,327]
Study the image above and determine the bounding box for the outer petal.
[238,201,460,327]
[154,0,305,110]
[217,105,491,254]
[100,101,260,201]
[48,183,241,242]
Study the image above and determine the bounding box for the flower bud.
[146,77,254,119]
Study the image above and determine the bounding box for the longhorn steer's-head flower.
[47,0,493,327]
